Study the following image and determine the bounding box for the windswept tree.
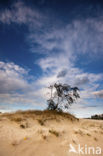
[47,82,80,112]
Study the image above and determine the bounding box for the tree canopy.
[47,82,80,112]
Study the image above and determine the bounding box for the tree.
[47,82,80,112]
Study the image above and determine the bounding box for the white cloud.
[1,2,103,57]
[0,2,103,116]
[93,90,103,98]
[0,61,30,93]
[28,16,103,58]
[0,61,47,109]
[0,2,44,28]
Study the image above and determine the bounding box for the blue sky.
[0,0,103,117]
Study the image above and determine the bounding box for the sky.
[0,0,103,117]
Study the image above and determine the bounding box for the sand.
[0,110,103,156]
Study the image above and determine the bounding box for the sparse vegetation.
[0,109,102,156]
[74,129,84,136]
[49,129,59,137]
[1,110,77,122]
[94,130,97,133]
[74,130,78,134]
[11,117,23,122]
[100,131,103,134]
[87,133,91,136]
[38,119,45,126]
[20,124,25,128]
[11,140,19,146]
[42,135,47,140]
[72,139,76,144]
[94,137,98,141]
[100,125,103,129]
[20,122,29,128]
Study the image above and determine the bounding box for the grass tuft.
[94,137,98,141]
[38,119,45,126]
[49,129,59,137]
[87,133,91,136]
[11,117,23,122]
[42,135,47,140]
[20,124,25,128]
[11,140,19,146]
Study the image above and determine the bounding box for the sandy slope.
[0,111,103,156]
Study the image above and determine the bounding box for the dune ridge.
[0,110,103,156]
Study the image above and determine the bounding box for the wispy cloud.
[0,2,44,28]
[93,90,103,98]
[28,17,103,57]
[1,2,103,56]
[0,2,103,116]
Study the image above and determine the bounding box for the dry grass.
[94,130,97,133]
[94,137,98,141]
[10,117,23,122]
[89,124,94,127]
[20,124,26,128]
[20,122,29,128]
[74,130,78,134]
[72,139,76,144]
[100,125,103,130]
[49,129,59,137]
[38,119,45,126]
[87,133,91,136]
[74,129,84,136]
[42,135,47,140]
[100,131,103,134]
[0,110,77,123]
[11,140,19,146]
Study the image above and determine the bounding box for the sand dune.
[0,110,103,156]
